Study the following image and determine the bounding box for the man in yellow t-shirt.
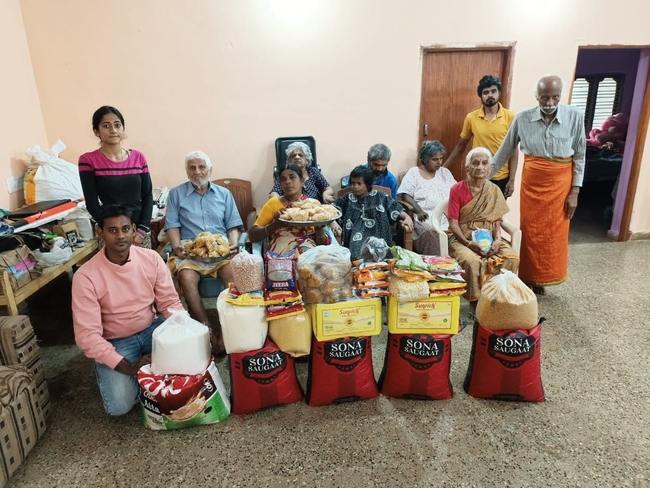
[443,75,518,197]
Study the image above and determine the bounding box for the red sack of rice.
[229,339,303,414]
[463,322,545,402]
[306,335,378,406]
[378,333,453,400]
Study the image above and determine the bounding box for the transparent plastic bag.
[360,236,389,263]
[476,270,538,330]
[230,249,264,293]
[297,246,353,304]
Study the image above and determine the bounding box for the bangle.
[466,240,471,247]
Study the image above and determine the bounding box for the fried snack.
[279,201,340,222]
[185,232,231,258]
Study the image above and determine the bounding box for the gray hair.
[465,147,493,168]
[367,143,391,161]
[285,142,313,164]
[419,140,446,164]
[185,150,212,169]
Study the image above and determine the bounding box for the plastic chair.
[430,198,521,257]
[334,186,413,251]
[274,136,319,178]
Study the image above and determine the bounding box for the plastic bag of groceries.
[151,310,210,375]
[268,310,312,357]
[297,246,353,304]
[476,270,538,330]
[217,288,267,354]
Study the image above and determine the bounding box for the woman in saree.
[447,147,519,310]
[249,164,331,254]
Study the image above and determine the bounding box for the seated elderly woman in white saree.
[397,140,456,255]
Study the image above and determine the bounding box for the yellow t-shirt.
[460,103,515,181]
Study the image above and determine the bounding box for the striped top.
[491,104,586,186]
[78,149,153,229]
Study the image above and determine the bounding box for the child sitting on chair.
[330,166,413,261]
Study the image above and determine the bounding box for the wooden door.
[419,47,513,180]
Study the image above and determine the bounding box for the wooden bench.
[0,240,99,315]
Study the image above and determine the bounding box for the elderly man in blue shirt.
[342,143,399,198]
[165,150,243,355]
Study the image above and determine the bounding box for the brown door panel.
[419,49,511,180]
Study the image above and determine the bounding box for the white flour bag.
[151,310,211,375]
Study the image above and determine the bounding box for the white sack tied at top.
[24,140,84,204]
[151,309,211,375]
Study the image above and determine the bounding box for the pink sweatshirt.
[72,246,183,369]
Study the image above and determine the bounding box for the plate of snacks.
[184,232,231,263]
[278,198,341,227]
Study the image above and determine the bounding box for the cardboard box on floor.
[387,295,460,335]
[308,298,382,341]
[53,222,79,245]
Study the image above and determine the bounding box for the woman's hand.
[467,241,487,257]
[322,187,335,204]
[414,208,428,222]
[330,221,342,237]
[486,238,501,257]
[133,233,144,247]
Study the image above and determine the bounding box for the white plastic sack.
[24,140,84,205]
[217,288,267,354]
[151,310,211,375]
[64,206,95,240]
[33,237,72,267]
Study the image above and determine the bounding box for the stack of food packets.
[379,247,460,401]
[353,261,391,298]
[421,255,467,297]
[297,245,381,406]
[265,251,306,319]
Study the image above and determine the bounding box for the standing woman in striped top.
[79,106,154,247]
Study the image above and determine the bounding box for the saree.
[255,196,321,255]
[519,155,573,286]
[448,181,519,301]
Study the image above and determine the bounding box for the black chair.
[273,136,320,178]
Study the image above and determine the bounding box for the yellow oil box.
[387,295,460,335]
[308,298,382,341]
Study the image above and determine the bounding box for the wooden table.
[0,240,99,315]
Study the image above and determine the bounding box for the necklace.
[99,146,128,161]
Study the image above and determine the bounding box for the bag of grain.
[230,250,264,293]
[476,270,538,330]
[151,310,210,375]
[217,288,267,354]
[268,310,312,357]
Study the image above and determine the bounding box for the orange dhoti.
[519,155,573,286]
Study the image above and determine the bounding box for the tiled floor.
[6,218,650,487]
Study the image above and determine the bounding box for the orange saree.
[519,155,573,286]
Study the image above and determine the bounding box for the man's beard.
[372,170,385,178]
[540,105,558,115]
[484,98,497,107]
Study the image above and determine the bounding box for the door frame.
[418,43,516,150]
[568,45,650,242]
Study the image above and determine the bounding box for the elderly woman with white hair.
[397,140,456,255]
[447,147,519,310]
[270,142,335,203]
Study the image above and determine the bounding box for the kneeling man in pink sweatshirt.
[72,204,183,416]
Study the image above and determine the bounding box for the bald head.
[536,75,563,115]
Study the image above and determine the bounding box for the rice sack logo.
[398,335,445,370]
[488,331,536,368]
[243,350,287,384]
[324,337,367,372]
